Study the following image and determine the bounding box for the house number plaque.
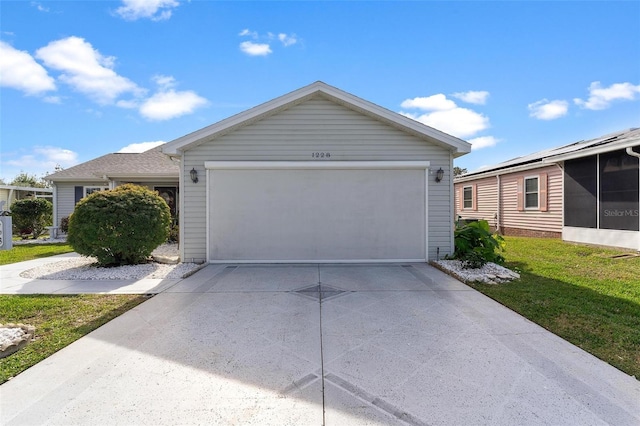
[311,152,331,158]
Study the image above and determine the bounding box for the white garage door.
[206,161,429,263]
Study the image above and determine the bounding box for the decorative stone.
[0,323,36,359]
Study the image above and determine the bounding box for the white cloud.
[35,36,142,104]
[400,94,457,111]
[239,41,272,56]
[139,89,207,120]
[467,136,499,150]
[152,74,176,89]
[4,146,79,177]
[117,141,165,153]
[0,41,56,95]
[278,33,298,47]
[31,2,50,12]
[403,108,489,139]
[115,0,180,21]
[574,81,640,110]
[528,99,569,120]
[452,90,489,105]
[43,96,62,104]
[239,29,258,38]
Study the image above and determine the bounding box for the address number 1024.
[312,152,331,158]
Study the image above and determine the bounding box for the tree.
[10,198,53,239]
[68,184,171,266]
[453,166,468,177]
[10,172,49,188]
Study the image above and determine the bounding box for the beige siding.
[500,166,562,233]
[454,165,563,234]
[183,96,455,261]
[454,177,498,227]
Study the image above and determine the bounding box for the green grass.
[0,294,147,384]
[0,243,74,265]
[467,237,640,378]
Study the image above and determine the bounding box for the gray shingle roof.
[45,145,179,181]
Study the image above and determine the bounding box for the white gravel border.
[18,243,203,280]
[432,260,520,284]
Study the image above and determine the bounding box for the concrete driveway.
[1,264,639,425]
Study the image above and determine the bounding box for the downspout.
[625,147,640,251]
[496,174,501,234]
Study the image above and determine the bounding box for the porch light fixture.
[435,167,444,183]
[190,168,199,183]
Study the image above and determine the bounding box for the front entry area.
[206,161,428,263]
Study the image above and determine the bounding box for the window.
[463,186,473,209]
[84,186,108,197]
[524,177,538,209]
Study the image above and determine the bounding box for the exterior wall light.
[190,168,199,183]
[435,167,444,183]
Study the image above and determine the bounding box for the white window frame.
[84,186,109,197]
[463,185,473,209]
[524,176,539,209]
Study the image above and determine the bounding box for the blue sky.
[1,1,639,182]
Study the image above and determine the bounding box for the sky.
[1,1,639,182]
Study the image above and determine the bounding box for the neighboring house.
[0,185,53,210]
[454,128,640,251]
[45,146,180,229]
[163,81,471,263]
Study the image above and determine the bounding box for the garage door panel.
[209,168,425,262]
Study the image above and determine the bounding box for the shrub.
[452,219,505,268]
[59,216,69,233]
[67,184,171,266]
[10,198,53,239]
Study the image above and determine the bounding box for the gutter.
[626,146,640,159]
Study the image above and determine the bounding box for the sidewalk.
[0,254,181,294]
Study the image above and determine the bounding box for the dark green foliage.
[10,198,53,239]
[67,184,171,266]
[453,219,505,268]
[59,216,69,233]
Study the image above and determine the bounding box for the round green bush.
[67,184,171,266]
[10,198,53,239]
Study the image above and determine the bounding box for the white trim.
[544,140,640,163]
[563,227,640,251]
[524,175,539,210]
[83,186,109,197]
[455,162,556,183]
[205,160,430,170]
[209,259,427,264]
[179,156,186,262]
[425,168,429,262]
[163,82,471,156]
[462,185,473,209]
[205,167,210,264]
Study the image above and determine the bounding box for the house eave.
[163,81,472,157]
[454,162,558,183]
[542,140,640,163]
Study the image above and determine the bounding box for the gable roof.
[456,127,640,182]
[45,145,179,182]
[163,81,472,158]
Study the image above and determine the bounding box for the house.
[454,128,640,251]
[162,81,471,263]
[0,185,53,211]
[45,146,180,229]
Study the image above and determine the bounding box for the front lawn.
[0,243,147,384]
[0,294,147,384]
[0,243,74,266]
[468,237,640,378]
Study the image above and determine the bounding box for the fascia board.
[454,162,557,183]
[163,81,472,156]
[542,140,640,163]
